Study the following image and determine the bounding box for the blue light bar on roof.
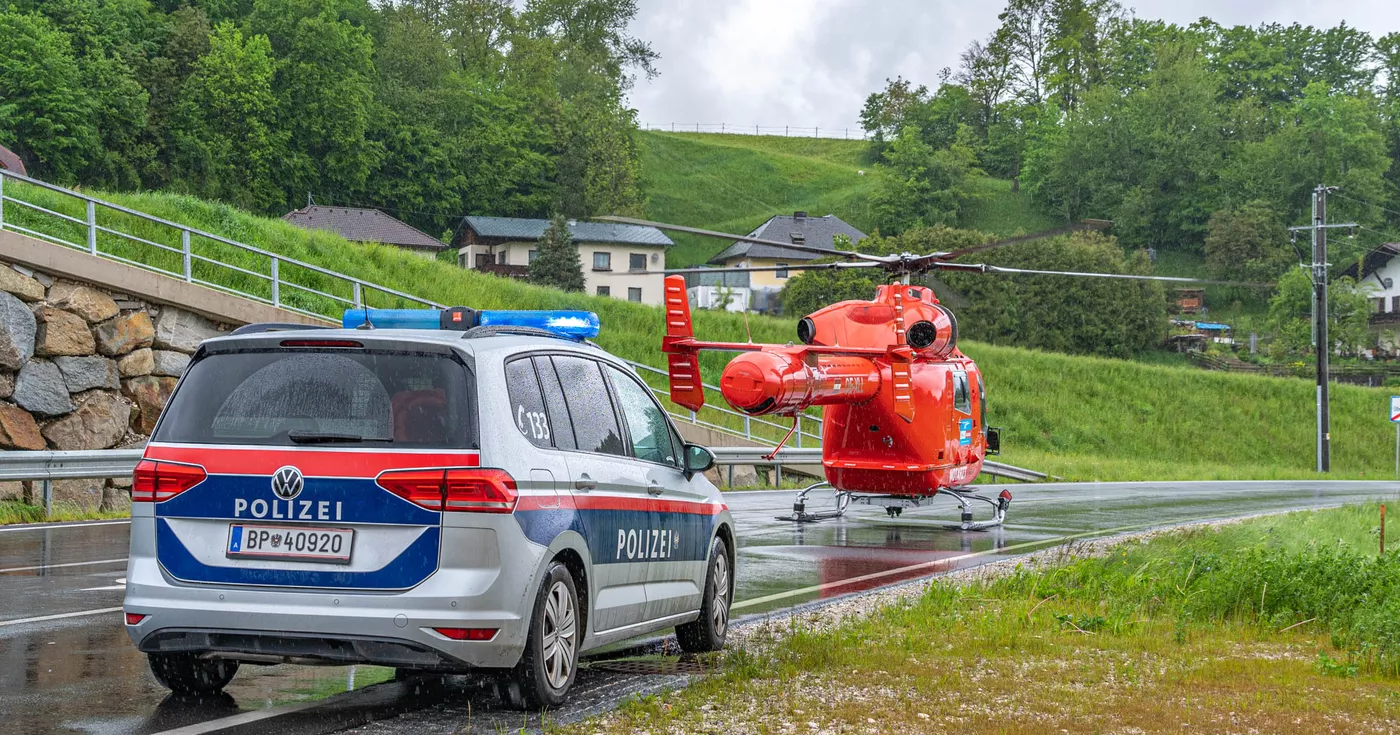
[479,309,600,339]
[341,308,600,340]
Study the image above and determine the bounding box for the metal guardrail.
[0,447,1044,510]
[0,449,144,516]
[0,169,438,321]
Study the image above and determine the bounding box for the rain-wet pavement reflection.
[2,480,1398,734]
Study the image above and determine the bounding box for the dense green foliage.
[943,231,1167,358]
[860,2,1400,276]
[527,213,584,292]
[0,0,652,231]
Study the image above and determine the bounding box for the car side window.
[552,355,627,456]
[952,370,971,414]
[604,364,679,466]
[533,356,576,450]
[504,358,551,448]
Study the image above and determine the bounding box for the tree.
[1266,268,1371,355]
[169,22,283,211]
[860,77,931,143]
[1203,201,1293,285]
[942,231,1167,358]
[248,0,379,209]
[527,214,584,292]
[0,10,98,182]
[872,126,977,234]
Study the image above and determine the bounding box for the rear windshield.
[152,350,476,448]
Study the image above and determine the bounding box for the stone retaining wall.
[0,259,231,512]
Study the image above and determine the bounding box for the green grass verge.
[565,503,1400,733]
[0,500,129,525]
[638,132,878,268]
[958,175,1062,238]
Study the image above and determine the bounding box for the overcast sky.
[627,1,1400,134]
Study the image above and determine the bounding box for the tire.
[676,536,732,653]
[147,652,239,695]
[504,561,579,710]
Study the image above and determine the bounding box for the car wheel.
[676,536,731,653]
[505,561,579,710]
[147,652,239,694]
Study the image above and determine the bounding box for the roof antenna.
[307,192,314,207]
[355,307,373,330]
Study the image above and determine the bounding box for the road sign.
[1393,397,1400,478]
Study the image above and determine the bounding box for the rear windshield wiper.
[287,431,394,445]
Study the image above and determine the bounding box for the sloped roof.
[708,213,867,264]
[464,216,673,247]
[283,206,445,250]
[0,144,25,175]
[1341,242,1400,282]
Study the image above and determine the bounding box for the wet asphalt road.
[3,480,1399,735]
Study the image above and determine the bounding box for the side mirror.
[683,444,715,477]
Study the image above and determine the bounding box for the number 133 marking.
[516,405,550,441]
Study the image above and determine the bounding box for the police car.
[121,307,735,708]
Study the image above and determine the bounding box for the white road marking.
[732,521,1158,612]
[80,578,126,592]
[0,607,123,628]
[0,558,126,574]
[0,520,131,533]
[150,698,338,735]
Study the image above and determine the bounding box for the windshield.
[152,349,475,448]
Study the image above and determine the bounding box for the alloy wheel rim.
[541,580,576,690]
[711,553,730,635]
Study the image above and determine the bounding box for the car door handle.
[574,475,596,491]
[647,482,664,497]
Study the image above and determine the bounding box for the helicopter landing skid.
[780,483,1012,531]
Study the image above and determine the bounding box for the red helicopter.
[603,216,1261,529]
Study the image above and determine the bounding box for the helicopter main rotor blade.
[930,220,1114,261]
[664,261,884,275]
[938,261,1273,287]
[595,215,886,263]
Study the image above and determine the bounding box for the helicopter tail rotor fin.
[662,275,706,411]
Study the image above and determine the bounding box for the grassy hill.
[638,131,1065,268]
[8,179,1391,481]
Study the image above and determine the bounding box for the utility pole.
[1290,185,1356,473]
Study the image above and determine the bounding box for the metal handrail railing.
[0,169,438,321]
[0,170,811,448]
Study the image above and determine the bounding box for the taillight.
[132,459,207,502]
[377,468,517,513]
[432,627,498,641]
[125,612,147,625]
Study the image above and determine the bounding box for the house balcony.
[1369,311,1400,326]
[477,263,530,280]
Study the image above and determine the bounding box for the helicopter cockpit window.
[978,374,987,429]
[952,371,971,415]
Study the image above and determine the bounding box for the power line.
[1330,191,1400,221]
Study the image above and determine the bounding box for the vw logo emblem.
[271,466,304,500]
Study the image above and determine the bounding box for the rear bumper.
[123,514,545,671]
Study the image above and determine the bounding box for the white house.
[453,216,674,306]
[1344,242,1400,353]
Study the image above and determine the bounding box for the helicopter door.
[950,370,973,463]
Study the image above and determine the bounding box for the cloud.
[627,0,1400,133]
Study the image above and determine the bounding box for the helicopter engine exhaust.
[719,351,881,416]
